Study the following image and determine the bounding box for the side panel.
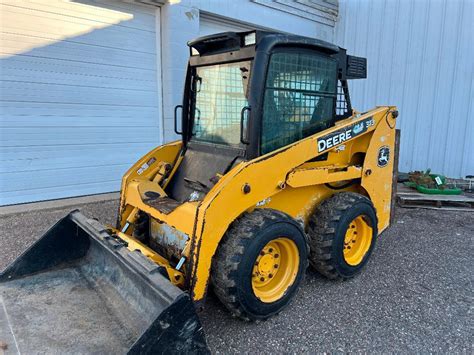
[189,107,397,301]
[361,111,397,233]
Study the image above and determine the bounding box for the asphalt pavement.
[0,199,472,353]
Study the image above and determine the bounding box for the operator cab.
[166,30,366,202]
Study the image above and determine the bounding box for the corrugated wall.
[336,0,473,178]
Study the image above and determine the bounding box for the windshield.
[192,61,251,145]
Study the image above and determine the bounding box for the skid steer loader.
[0,31,398,353]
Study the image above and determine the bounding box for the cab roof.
[188,30,341,57]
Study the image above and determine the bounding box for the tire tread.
[308,192,376,280]
[212,209,308,321]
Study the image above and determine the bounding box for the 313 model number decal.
[317,117,375,153]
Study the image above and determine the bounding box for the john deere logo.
[377,146,390,167]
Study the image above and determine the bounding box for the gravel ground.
[0,201,472,353]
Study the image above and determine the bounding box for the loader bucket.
[0,211,208,354]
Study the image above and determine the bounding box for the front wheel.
[211,209,308,321]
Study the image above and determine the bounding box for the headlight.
[244,32,256,46]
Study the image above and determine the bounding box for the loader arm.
[118,140,183,228]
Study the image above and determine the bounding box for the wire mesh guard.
[193,62,250,145]
[262,52,337,154]
[336,81,350,116]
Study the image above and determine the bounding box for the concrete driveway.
[0,199,472,353]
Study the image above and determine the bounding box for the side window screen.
[193,61,250,145]
[261,52,337,154]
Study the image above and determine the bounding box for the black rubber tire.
[211,209,308,321]
[308,192,378,280]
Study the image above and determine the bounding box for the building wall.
[335,0,473,178]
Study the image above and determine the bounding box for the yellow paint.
[118,140,182,228]
[111,229,185,288]
[117,107,398,303]
[188,107,397,301]
[343,216,373,266]
[252,238,299,303]
[287,164,362,187]
[360,108,397,233]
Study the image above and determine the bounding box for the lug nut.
[269,248,273,253]
[268,274,273,278]
[274,264,279,268]
[274,254,279,258]
[260,277,265,282]
[260,251,265,256]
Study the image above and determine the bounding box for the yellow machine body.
[116,106,397,302]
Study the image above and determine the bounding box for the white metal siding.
[0,0,161,205]
[199,14,254,37]
[336,0,473,178]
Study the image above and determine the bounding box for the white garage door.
[199,14,254,37]
[0,0,161,205]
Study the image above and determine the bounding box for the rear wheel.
[308,192,378,280]
[212,209,308,321]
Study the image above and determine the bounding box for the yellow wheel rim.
[251,237,299,303]
[343,215,373,266]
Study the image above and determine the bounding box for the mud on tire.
[211,209,308,321]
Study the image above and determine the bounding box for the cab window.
[261,51,337,154]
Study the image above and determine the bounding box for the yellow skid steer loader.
[0,31,398,353]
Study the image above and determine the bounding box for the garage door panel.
[0,142,155,161]
[1,72,156,91]
[0,102,157,125]
[0,113,157,128]
[199,16,253,37]
[0,180,122,206]
[1,15,156,46]
[1,2,156,35]
[2,0,156,31]
[0,142,156,160]
[1,81,159,106]
[1,127,159,147]
[1,19,156,54]
[1,56,155,89]
[2,164,130,192]
[1,38,156,69]
[1,101,158,112]
[0,1,161,205]
[0,147,149,173]
[0,101,159,123]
